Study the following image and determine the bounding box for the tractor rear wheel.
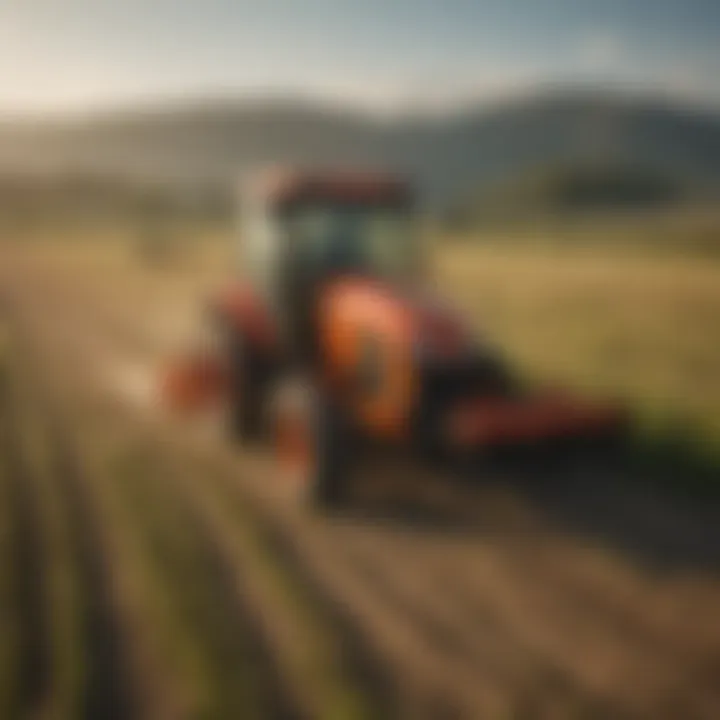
[273,381,349,508]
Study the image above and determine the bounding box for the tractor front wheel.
[205,314,265,442]
[273,382,350,508]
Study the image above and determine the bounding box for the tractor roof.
[244,167,413,206]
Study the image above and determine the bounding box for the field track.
[2,245,720,719]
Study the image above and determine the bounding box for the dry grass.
[437,243,720,447]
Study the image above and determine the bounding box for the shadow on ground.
[339,438,720,577]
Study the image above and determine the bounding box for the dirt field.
[2,237,720,719]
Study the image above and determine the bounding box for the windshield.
[283,204,416,280]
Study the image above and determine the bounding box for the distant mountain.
[1,90,719,208]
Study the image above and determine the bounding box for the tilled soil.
[1,246,720,719]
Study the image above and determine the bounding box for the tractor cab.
[239,169,417,357]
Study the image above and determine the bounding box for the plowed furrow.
[0,336,51,718]
[225,482,518,717]
[432,544,718,718]
[513,538,720,655]
[496,541,720,693]
[100,402,398,720]
[1,299,145,719]
[328,524,603,713]
[7,290,295,719]
[9,274,394,719]
[163,454,387,720]
[132,427,511,717]
[43,421,139,720]
[107,438,296,720]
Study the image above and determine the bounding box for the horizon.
[1,81,719,127]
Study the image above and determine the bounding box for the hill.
[0,90,719,208]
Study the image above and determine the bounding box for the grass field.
[2,211,720,719]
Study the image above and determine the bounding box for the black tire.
[309,390,350,508]
[274,381,351,509]
[207,313,266,442]
[227,331,266,440]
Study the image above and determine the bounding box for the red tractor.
[163,168,624,506]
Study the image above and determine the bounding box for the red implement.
[446,391,625,448]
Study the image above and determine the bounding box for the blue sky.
[0,0,718,115]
